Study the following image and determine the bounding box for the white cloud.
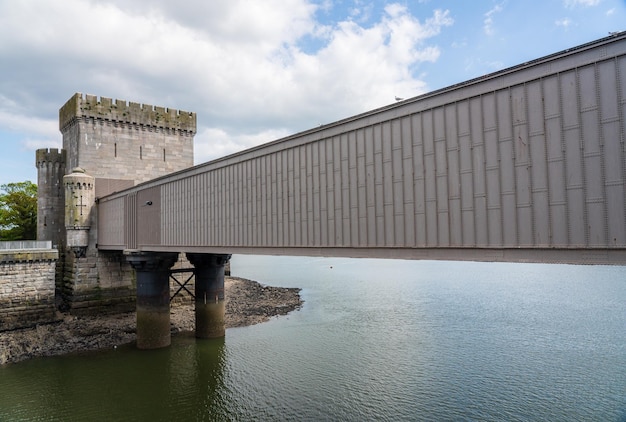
[0,110,57,140]
[22,138,62,151]
[0,1,454,166]
[484,3,504,36]
[555,17,574,28]
[564,0,601,7]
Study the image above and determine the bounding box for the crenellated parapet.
[59,93,197,134]
[36,148,66,168]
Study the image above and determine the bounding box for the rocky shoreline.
[0,277,302,365]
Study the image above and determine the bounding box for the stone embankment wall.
[0,247,58,331]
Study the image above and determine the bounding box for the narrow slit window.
[114,143,117,157]
[163,148,166,162]
[140,146,143,160]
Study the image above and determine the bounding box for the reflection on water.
[0,334,228,421]
[0,256,625,421]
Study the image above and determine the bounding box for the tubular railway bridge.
[94,34,625,347]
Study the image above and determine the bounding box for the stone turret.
[36,148,66,247]
[63,167,95,257]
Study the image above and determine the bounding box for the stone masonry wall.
[62,248,136,315]
[0,250,58,331]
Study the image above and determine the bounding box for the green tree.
[0,181,38,241]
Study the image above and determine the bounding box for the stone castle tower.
[37,93,196,313]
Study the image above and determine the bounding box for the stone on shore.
[0,277,302,365]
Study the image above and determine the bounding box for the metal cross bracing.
[170,268,195,302]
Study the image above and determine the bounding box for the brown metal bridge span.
[99,33,626,266]
[95,34,626,348]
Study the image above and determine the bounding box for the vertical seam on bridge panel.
[214,167,220,246]
[315,139,323,247]
[198,174,203,246]
[495,90,505,248]
[336,135,345,247]
[575,67,589,246]
[441,106,451,247]
[347,131,356,248]
[449,103,460,247]
[364,125,374,247]
[208,171,214,246]
[295,145,301,247]
[596,61,610,247]
[281,149,287,247]
[250,157,263,247]
[465,99,476,247]
[316,139,324,247]
[392,118,404,247]
[260,155,267,247]
[506,86,520,247]
[289,147,295,247]
[246,159,250,247]
[383,121,394,247]
[279,151,285,247]
[302,143,310,247]
[557,72,571,247]
[411,112,426,247]
[424,110,435,247]
[270,152,276,247]
[267,153,276,246]
[236,161,241,247]
[321,137,335,246]
[477,95,489,247]
[287,147,294,247]
[217,166,223,246]
[220,166,233,246]
[618,56,626,248]
[450,102,461,247]
[245,159,250,247]
[383,122,394,247]
[540,77,554,247]
[241,160,246,247]
[522,83,536,246]
[232,163,237,247]
[401,116,414,248]
[277,150,283,247]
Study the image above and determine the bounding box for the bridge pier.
[187,253,231,338]
[125,251,179,349]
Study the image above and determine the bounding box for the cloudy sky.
[0,0,624,185]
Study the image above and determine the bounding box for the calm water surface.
[1,256,625,421]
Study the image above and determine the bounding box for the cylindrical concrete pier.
[187,253,231,338]
[126,251,178,349]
